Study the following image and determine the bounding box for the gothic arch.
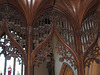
[0,4,27,66]
[31,9,79,75]
[60,62,74,75]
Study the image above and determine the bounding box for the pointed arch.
[60,63,74,75]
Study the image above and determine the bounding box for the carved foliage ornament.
[56,41,77,69]
[33,40,53,66]
[33,10,76,51]
[0,4,26,50]
[84,43,100,67]
[32,10,76,69]
[33,11,53,50]
[52,11,76,51]
[0,33,24,64]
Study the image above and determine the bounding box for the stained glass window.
[0,35,25,75]
[0,55,24,75]
[0,54,5,75]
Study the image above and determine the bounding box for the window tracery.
[0,4,25,75]
[0,5,26,50]
[0,34,24,64]
[0,54,5,75]
[32,10,76,52]
[52,11,76,51]
[84,43,100,67]
[33,12,53,50]
[84,35,100,67]
[0,0,98,75]
[33,39,53,66]
[81,14,98,53]
[0,33,24,75]
[56,41,77,70]
[32,10,77,75]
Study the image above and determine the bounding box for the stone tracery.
[81,14,98,53]
[0,34,24,64]
[0,0,99,75]
[0,4,26,50]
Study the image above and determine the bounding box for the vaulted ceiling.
[0,0,99,27]
[0,1,99,75]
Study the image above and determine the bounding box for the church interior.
[0,0,100,75]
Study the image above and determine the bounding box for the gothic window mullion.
[21,61,23,75]
[0,33,25,75]
[4,56,7,75]
[0,4,26,75]
[13,58,16,75]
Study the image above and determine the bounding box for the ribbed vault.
[0,0,99,75]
